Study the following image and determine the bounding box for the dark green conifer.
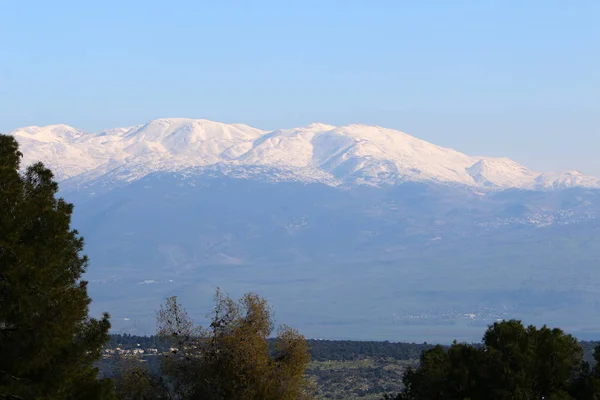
[389,320,595,400]
[0,134,114,399]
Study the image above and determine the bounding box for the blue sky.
[1,1,598,174]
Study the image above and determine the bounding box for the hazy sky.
[1,1,598,174]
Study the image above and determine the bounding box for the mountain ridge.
[8,118,599,190]
[8,119,600,340]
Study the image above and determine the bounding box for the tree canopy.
[154,290,313,400]
[388,319,600,400]
[0,134,114,400]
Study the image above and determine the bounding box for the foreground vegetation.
[0,135,114,398]
[100,338,432,399]
[388,321,600,400]
[100,334,600,400]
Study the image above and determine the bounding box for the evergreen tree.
[389,320,596,400]
[0,135,114,399]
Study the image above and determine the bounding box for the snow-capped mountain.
[8,119,600,340]
[8,118,599,190]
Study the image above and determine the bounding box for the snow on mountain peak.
[303,122,337,131]
[13,124,84,143]
[467,158,539,188]
[535,170,600,190]
[7,117,598,191]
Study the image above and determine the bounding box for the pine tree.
[0,134,115,399]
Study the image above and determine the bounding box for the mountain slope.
[8,118,598,190]
[7,118,600,341]
[65,174,600,340]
